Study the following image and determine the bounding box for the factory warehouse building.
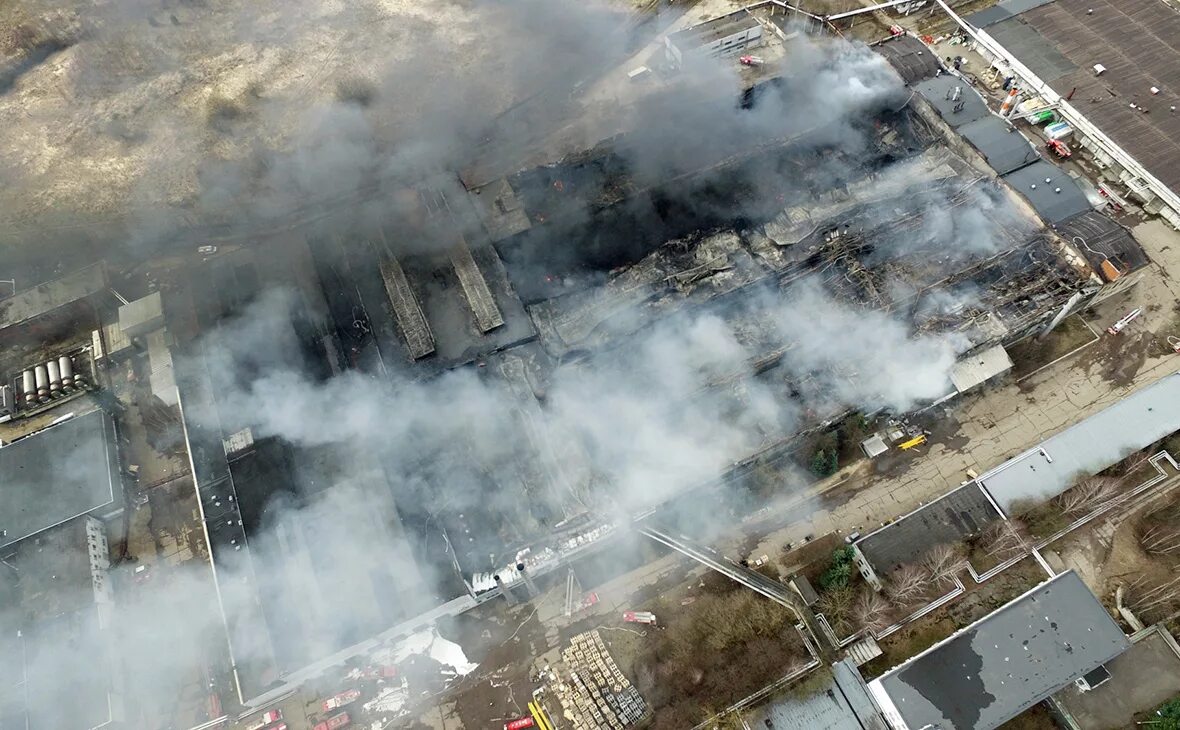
[960,0,1180,228]
[867,571,1130,730]
[0,410,125,729]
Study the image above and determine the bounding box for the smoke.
[772,279,963,411]
[618,34,908,185]
[0,0,1056,719]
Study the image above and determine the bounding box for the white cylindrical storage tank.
[34,364,49,401]
[59,356,74,388]
[47,360,61,394]
[22,370,36,402]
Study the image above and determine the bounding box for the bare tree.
[1141,525,1180,556]
[853,588,894,635]
[816,585,855,635]
[923,544,968,585]
[1054,476,1121,517]
[1110,450,1150,478]
[980,520,1026,559]
[1127,575,1180,619]
[887,564,931,604]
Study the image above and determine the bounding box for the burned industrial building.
[128,16,1150,709]
[0,3,1158,725]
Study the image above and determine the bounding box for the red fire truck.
[314,711,351,730]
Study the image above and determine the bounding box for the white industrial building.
[665,12,764,67]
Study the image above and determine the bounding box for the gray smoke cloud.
[1,0,1053,722]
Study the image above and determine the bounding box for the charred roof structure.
[449,25,1147,578]
[171,246,455,704]
[867,571,1129,730]
[160,17,1155,713]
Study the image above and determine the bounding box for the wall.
[666,22,763,66]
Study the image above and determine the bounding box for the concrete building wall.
[700,25,762,59]
[665,21,763,66]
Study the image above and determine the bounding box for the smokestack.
[1000,87,1019,116]
[494,574,518,605]
[34,364,49,402]
[47,360,61,395]
[21,370,35,404]
[59,356,74,390]
[517,562,539,598]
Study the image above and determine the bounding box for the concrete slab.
[1052,627,1180,730]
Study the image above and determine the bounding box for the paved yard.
[1052,627,1180,730]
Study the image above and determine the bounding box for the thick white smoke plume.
[0,0,1044,720]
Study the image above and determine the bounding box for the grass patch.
[626,580,810,730]
[1007,315,1097,378]
[861,616,954,678]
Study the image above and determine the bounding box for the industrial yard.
[3,0,1180,729]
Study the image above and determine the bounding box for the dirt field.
[0,0,679,266]
[1046,484,1180,631]
[1007,315,1099,380]
[591,571,810,729]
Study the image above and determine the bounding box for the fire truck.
[245,710,282,730]
[622,611,657,625]
[321,689,361,713]
[314,711,351,730]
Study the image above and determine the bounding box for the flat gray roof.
[987,18,1078,82]
[1001,160,1092,225]
[0,410,119,550]
[959,117,1040,175]
[874,35,941,84]
[747,660,887,730]
[914,75,990,128]
[951,344,1014,394]
[979,373,1180,512]
[856,482,1001,575]
[17,598,114,730]
[871,571,1130,730]
[0,518,117,730]
[966,0,1056,28]
[0,263,108,331]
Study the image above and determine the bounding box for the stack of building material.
[449,241,504,333]
[379,258,435,360]
[551,630,647,729]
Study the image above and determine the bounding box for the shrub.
[819,546,857,590]
[811,448,839,478]
[1145,696,1180,730]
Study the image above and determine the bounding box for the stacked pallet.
[551,630,647,730]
